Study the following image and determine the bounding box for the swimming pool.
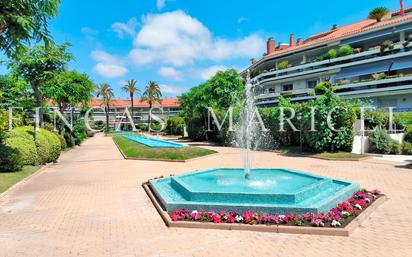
[124,135,187,148]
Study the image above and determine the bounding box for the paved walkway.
[0,134,412,257]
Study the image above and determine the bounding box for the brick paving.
[0,134,411,257]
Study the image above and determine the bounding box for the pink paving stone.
[0,133,411,257]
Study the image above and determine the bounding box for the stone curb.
[142,182,387,237]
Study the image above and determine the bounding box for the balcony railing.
[252,44,411,85]
[255,75,412,105]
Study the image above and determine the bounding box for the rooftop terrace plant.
[368,7,390,22]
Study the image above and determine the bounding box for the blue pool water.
[124,135,187,148]
[149,168,359,215]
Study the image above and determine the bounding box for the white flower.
[365,198,371,203]
[278,215,286,221]
[191,210,198,215]
[235,215,243,222]
[355,204,362,210]
[341,211,349,217]
[331,220,341,227]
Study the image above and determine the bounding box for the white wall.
[352,133,405,154]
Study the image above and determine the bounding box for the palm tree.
[96,83,114,132]
[141,81,162,130]
[368,7,390,22]
[121,79,140,119]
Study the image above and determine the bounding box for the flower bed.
[169,189,382,228]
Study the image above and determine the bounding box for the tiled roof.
[250,7,412,69]
[86,98,181,108]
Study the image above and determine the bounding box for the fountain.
[148,73,359,215]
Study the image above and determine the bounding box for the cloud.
[158,67,183,81]
[81,27,99,36]
[199,65,228,80]
[159,84,185,95]
[112,18,138,38]
[91,50,128,78]
[129,10,265,67]
[156,0,166,10]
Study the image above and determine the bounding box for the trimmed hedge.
[4,126,61,165]
[0,144,23,172]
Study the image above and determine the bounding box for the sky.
[1,0,405,98]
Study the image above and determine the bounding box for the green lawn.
[312,152,368,160]
[112,136,217,161]
[0,165,41,193]
[274,147,368,160]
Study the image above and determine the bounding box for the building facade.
[85,98,182,126]
[243,8,412,111]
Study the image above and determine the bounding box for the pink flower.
[213,214,221,223]
[170,213,180,221]
[227,216,235,223]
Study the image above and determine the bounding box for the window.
[282,84,293,91]
[307,80,318,88]
[268,87,276,93]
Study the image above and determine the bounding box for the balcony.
[255,74,412,106]
[252,44,412,86]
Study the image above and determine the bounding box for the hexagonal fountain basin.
[149,168,359,215]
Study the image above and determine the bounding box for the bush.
[41,130,61,162]
[166,116,185,136]
[402,142,412,155]
[57,134,67,150]
[314,81,334,95]
[0,144,23,172]
[4,126,61,165]
[4,127,37,165]
[369,127,392,154]
[64,132,76,148]
[338,45,354,56]
[327,49,338,59]
[278,60,289,70]
[390,140,401,155]
[73,119,87,145]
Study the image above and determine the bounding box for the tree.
[141,81,162,130]
[368,7,390,22]
[0,75,34,109]
[0,0,61,56]
[96,83,114,132]
[121,79,140,119]
[43,71,95,113]
[179,69,244,141]
[9,43,73,126]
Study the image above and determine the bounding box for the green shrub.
[314,81,334,95]
[402,141,412,155]
[390,140,401,155]
[0,143,23,172]
[64,132,76,147]
[4,126,61,165]
[327,49,338,59]
[338,45,354,56]
[73,119,87,145]
[278,60,289,70]
[369,127,392,154]
[57,134,67,150]
[5,127,37,165]
[40,130,61,162]
[166,116,185,136]
[138,124,148,131]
